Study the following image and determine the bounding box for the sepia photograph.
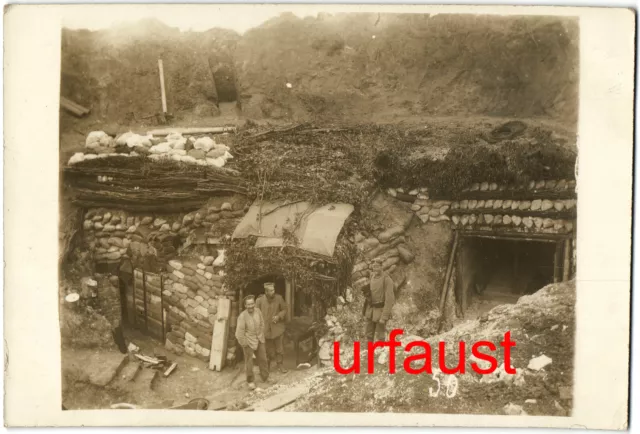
[57,9,581,415]
[3,4,633,429]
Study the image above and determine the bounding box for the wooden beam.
[461,231,567,242]
[562,239,572,281]
[158,59,167,114]
[147,127,237,136]
[553,241,563,283]
[285,279,292,322]
[439,231,460,314]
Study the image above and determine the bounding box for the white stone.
[319,342,332,360]
[345,287,353,303]
[527,354,552,371]
[550,325,559,331]
[525,399,537,404]
[169,260,182,270]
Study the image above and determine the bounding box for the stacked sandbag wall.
[80,200,247,363]
[161,253,234,362]
[82,201,246,272]
[386,179,577,235]
[351,224,416,292]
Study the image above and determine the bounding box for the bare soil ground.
[288,281,575,416]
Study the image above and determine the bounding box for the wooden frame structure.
[443,229,575,318]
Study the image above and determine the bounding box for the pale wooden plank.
[251,386,309,412]
[209,298,231,371]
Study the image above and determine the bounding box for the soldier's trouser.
[265,334,285,366]
[242,342,269,383]
[366,319,387,342]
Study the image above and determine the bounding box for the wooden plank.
[209,298,231,371]
[147,127,237,136]
[251,386,309,412]
[163,362,178,377]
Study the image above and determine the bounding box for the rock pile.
[318,313,346,367]
[351,225,415,290]
[69,130,234,168]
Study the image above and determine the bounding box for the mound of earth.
[61,19,240,124]
[291,280,575,415]
[61,13,578,127]
[235,13,578,124]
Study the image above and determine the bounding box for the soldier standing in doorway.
[363,260,396,342]
[235,295,274,390]
[256,282,289,373]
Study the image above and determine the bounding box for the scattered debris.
[134,354,161,365]
[525,399,537,404]
[251,386,310,412]
[297,363,311,370]
[550,324,559,331]
[169,398,207,410]
[559,386,572,400]
[503,403,527,416]
[554,400,568,416]
[163,362,178,377]
[127,342,139,353]
[527,354,552,371]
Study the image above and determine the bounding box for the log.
[147,127,237,136]
[60,98,86,117]
[60,97,90,117]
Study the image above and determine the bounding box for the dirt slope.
[61,13,578,127]
[290,281,575,416]
[236,13,579,124]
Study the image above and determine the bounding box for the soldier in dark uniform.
[362,260,396,342]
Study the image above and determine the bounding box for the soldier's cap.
[263,282,275,289]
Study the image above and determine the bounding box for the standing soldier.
[235,295,274,390]
[363,260,396,342]
[256,282,289,373]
